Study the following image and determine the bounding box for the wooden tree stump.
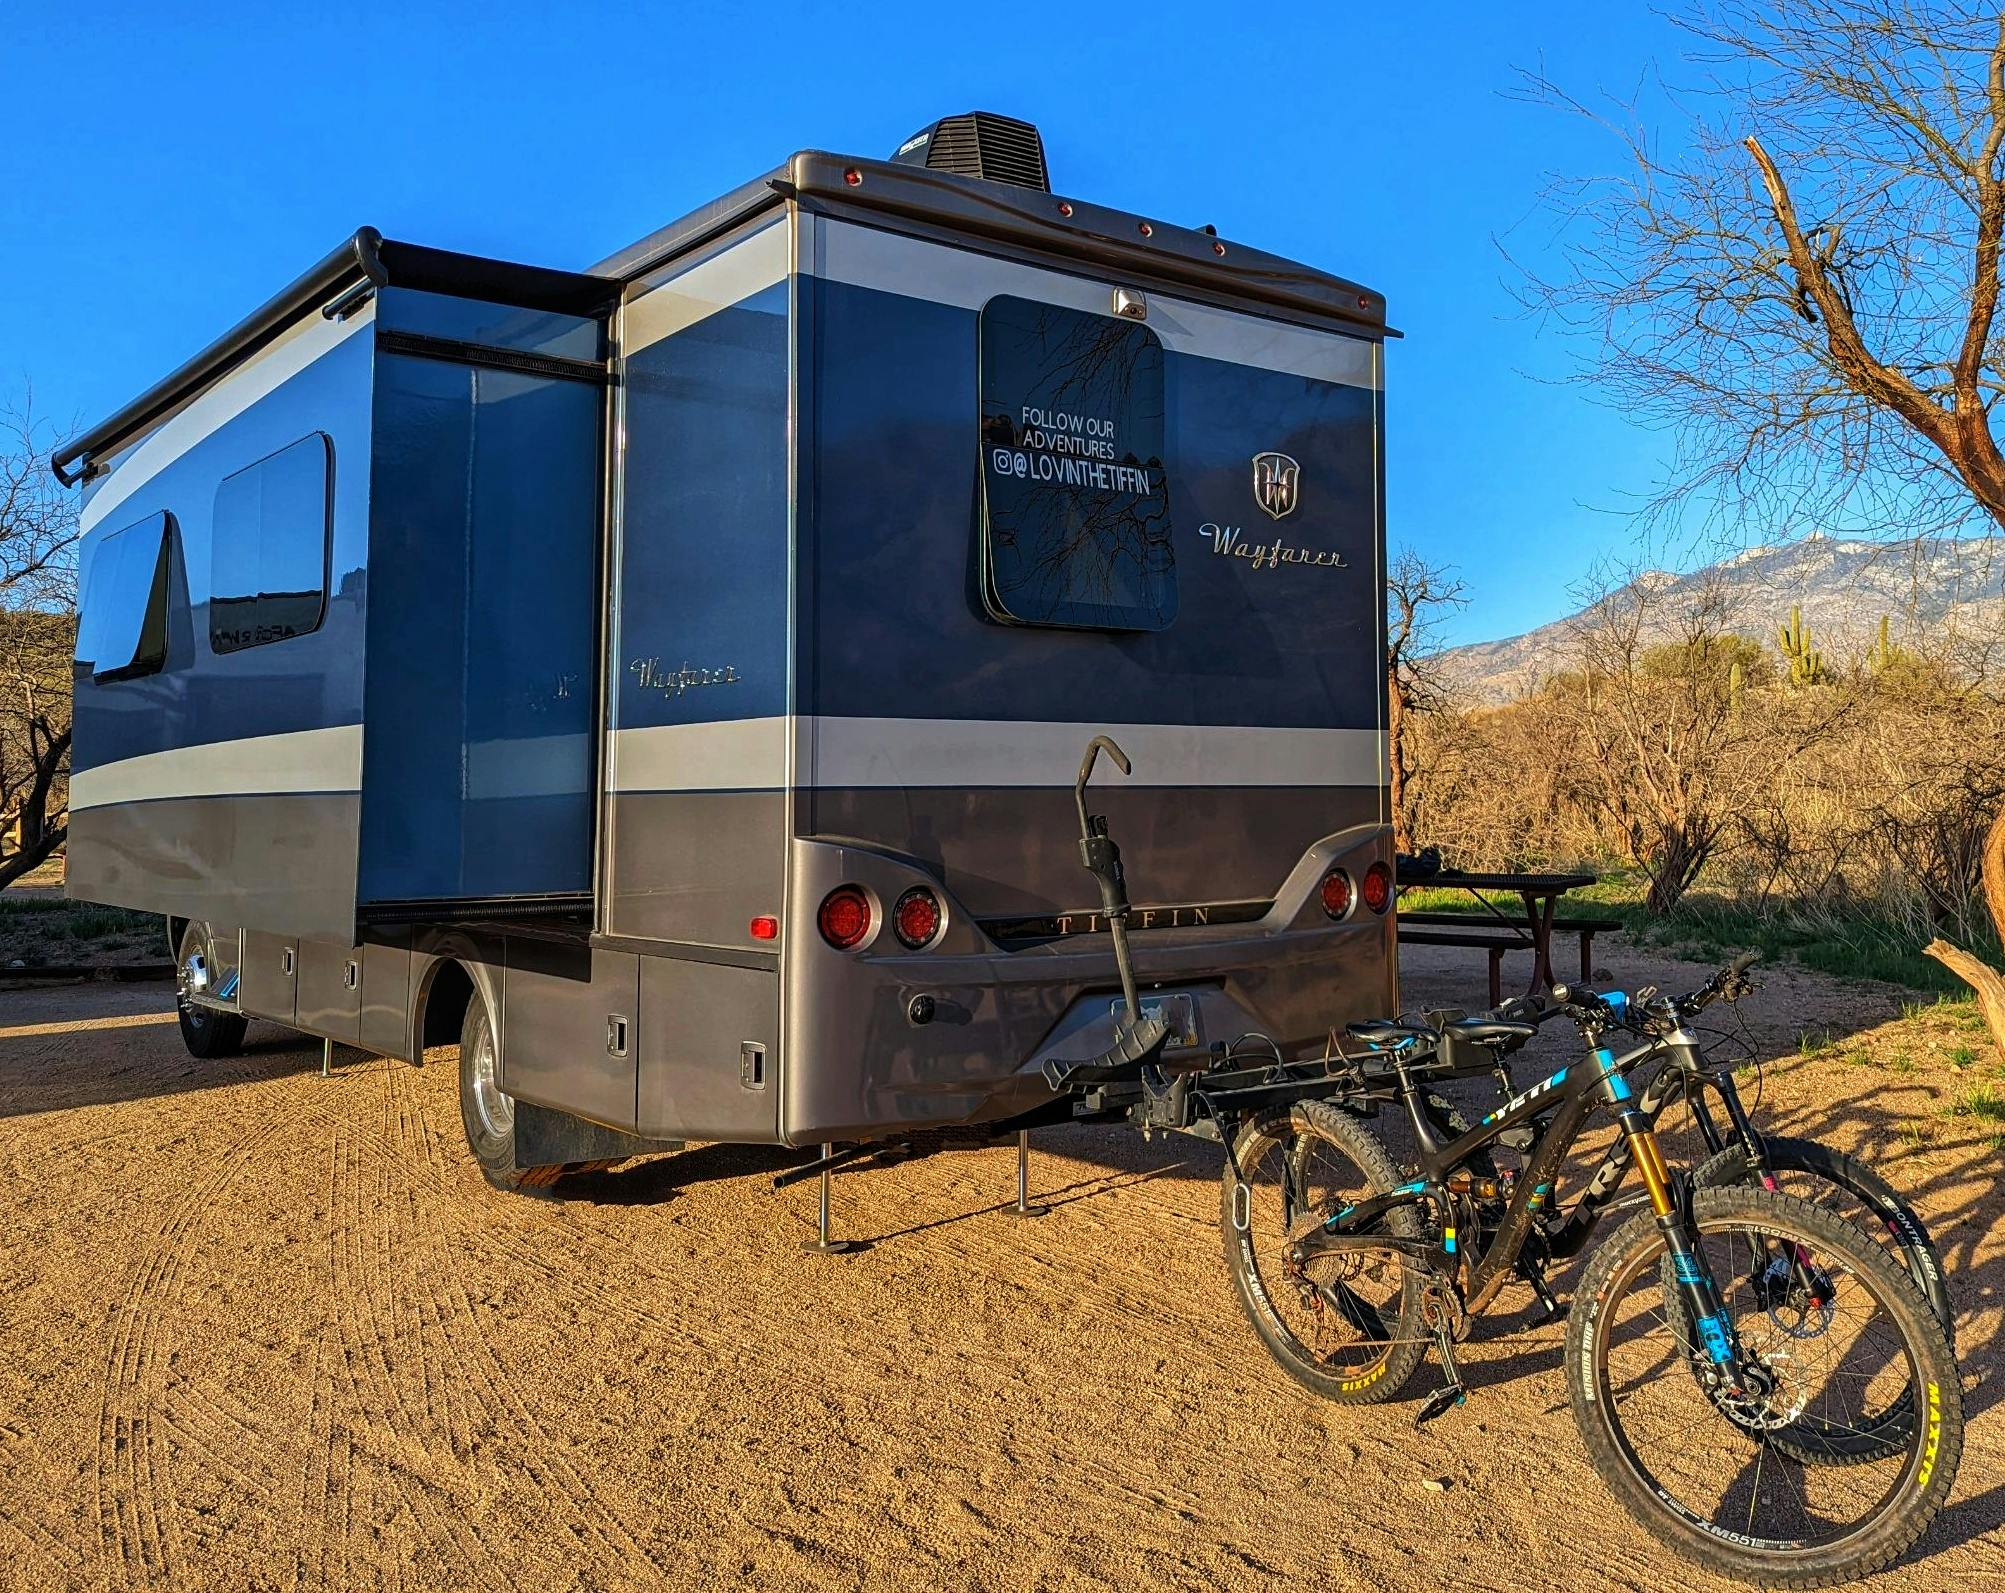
[1924,940,2005,1061]
[1921,808,2005,1061]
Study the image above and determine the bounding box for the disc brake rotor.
[1708,1348,1810,1431]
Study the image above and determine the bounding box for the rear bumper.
[778,824,1394,1143]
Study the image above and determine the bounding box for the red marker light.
[748,915,779,942]
[892,888,942,949]
[818,886,872,950]
[843,168,863,187]
[1362,862,1394,914]
[1138,221,1154,237]
[1319,868,1353,920]
[1058,201,1074,217]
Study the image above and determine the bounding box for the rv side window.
[210,433,331,654]
[977,295,1174,631]
[75,511,173,682]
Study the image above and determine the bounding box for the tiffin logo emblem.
[1251,451,1300,520]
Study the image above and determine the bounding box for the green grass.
[1401,868,1996,992]
[1951,1082,2005,1125]
[0,890,161,961]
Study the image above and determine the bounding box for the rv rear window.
[76,511,173,682]
[210,433,331,654]
[978,295,1174,631]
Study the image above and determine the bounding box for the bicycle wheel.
[1668,1138,1949,1468]
[1221,1100,1428,1403]
[1690,1137,1950,1346]
[1570,1186,1961,1586]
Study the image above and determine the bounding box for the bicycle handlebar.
[1549,951,1760,1034]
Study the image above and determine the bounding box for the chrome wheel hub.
[469,1027,513,1139]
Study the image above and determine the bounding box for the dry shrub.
[1410,578,2005,927]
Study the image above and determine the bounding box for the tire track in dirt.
[93,1113,287,1588]
[293,1152,354,1593]
[376,1062,482,1457]
[323,1118,503,1589]
[376,1057,667,1577]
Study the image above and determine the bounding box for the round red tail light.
[1362,862,1394,914]
[817,886,873,950]
[1319,867,1353,920]
[892,887,942,948]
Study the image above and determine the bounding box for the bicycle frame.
[1295,1024,1756,1379]
[1544,1036,1756,1259]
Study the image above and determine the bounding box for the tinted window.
[210,433,330,653]
[75,511,172,681]
[978,296,1174,631]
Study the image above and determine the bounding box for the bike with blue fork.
[1220,961,1964,1586]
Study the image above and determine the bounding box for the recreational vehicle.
[56,113,1393,1190]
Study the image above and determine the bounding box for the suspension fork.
[1593,1047,1750,1379]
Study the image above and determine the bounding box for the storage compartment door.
[501,943,639,1131]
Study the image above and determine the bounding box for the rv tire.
[457,991,564,1194]
[177,998,248,1060]
[174,922,247,1059]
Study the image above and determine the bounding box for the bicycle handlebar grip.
[1729,950,1761,976]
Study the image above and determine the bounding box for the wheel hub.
[1752,1254,1838,1338]
[1706,1349,1809,1430]
[469,1029,513,1139]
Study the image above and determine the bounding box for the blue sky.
[1,2,1688,645]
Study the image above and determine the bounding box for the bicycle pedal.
[1413,1383,1467,1429]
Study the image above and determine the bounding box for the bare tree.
[0,396,78,889]
[1518,2,2005,542]
[1385,549,1467,853]
[1547,565,1842,912]
[1520,1,2005,1044]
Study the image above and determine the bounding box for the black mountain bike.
[1222,970,1963,1586]
[1431,966,1952,1353]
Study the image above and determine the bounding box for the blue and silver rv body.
[59,115,1395,1172]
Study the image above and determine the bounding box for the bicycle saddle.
[1441,1017,1538,1046]
[1346,1019,1439,1047]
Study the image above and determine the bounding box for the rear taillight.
[892,887,942,948]
[1319,867,1353,920]
[1362,862,1393,914]
[818,886,873,949]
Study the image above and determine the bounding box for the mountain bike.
[1221,968,1963,1586]
[1442,963,1951,1355]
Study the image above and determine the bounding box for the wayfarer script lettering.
[1198,522,1348,573]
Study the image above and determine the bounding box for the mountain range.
[1439,535,2005,701]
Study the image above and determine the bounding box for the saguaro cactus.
[1777,603,1826,686]
[1869,613,1891,671]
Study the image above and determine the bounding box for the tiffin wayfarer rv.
[56,112,1394,1194]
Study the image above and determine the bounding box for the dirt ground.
[0,942,2000,1592]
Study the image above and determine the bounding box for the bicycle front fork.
[1595,1052,1750,1378]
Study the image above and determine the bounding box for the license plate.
[1112,993,1200,1047]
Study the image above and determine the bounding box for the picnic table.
[1392,865,1614,1005]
